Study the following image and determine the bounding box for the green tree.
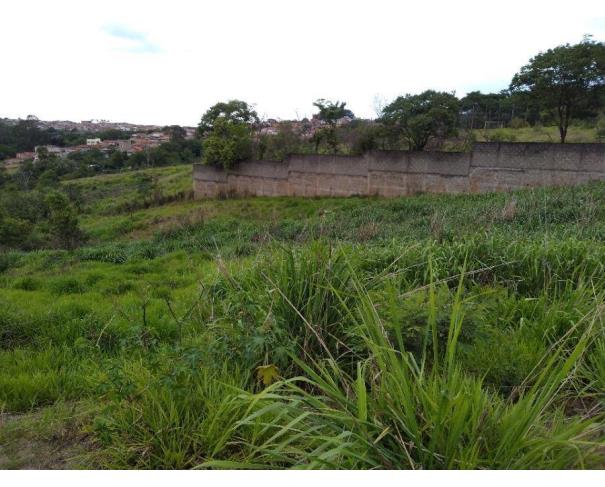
[258,123,306,161]
[36,168,59,188]
[0,144,16,161]
[0,164,7,187]
[164,125,187,142]
[135,173,162,203]
[349,122,382,154]
[44,191,86,249]
[311,99,353,153]
[0,211,32,249]
[510,37,605,143]
[203,118,253,169]
[199,100,259,136]
[312,99,352,125]
[380,90,459,150]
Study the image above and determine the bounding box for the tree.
[380,90,459,150]
[198,100,259,136]
[510,37,605,143]
[312,99,353,125]
[0,164,7,187]
[459,90,518,129]
[311,99,353,153]
[44,191,86,249]
[202,118,253,169]
[258,122,306,161]
[135,174,158,201]
[0,144,16,161]
[0,210,32,250]
[164,125,187,142]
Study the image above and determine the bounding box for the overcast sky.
[2,0,604,126]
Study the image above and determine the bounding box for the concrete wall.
[193,142,605,199]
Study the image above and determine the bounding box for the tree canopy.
[198,100,259,135]
[510,37,605,142]
[312,99,354,126]
[202,117,253,169]
[380,90,459,150]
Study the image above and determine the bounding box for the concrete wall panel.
[193,143,605,199]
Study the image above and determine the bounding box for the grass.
[219,276,602,469]
[472,125,602,143]
[0,163,604,469]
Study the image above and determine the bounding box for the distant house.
[16,151,35,160]
[33,145,81,161]
[117,139,133,152]
[86,138,102,146]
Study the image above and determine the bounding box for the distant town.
[0,115,199,168]
[0,112,359,171]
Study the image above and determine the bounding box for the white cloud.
[1,0,604,125]
[103,24,160,54]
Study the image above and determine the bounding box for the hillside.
[0,165,604,468]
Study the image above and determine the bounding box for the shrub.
[508,117,529,129]
[486,129,517,142]
[92,362,247,468]
[203,118,253,169]
[45,191,87,249]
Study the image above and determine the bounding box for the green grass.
[0,164,604,469]
[216,270,602,469]
[472,125,601,143]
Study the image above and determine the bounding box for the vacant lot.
[0,164,604,469]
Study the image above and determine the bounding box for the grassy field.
[472,125,602,143]
[0,164,604,469]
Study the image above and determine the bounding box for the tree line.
[0,119,133,161]
[199,37,605,169]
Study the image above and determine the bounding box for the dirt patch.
[0,404,98,470]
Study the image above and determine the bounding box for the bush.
[596,115,605,139]
[508,117,529,129]
[45,191,87,249]
[257,123,306,161]
[203,119,253,169]
[487,129,517,142]
[92,362,247,468]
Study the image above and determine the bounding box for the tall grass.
[3,179,605,469]
[203,260,604,469]
[92,363,248,469]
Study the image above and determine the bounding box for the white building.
[86,138,102,146]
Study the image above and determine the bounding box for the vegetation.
[198,100,259,136]
[1,36,605,470]
[380,90,460,150]
[203,118,253,169]
[0,119,132,161]
[310,99,354,153]
[0,164,604,469]
[510,36,605,143]
[187,38,605,163]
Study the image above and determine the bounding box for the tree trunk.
[558,102,571,144]
[559,125,567,143]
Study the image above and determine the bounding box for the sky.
[1,0,605,126]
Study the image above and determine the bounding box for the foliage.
[312,99,353,125]
[510,37,605,143]
[257,123,308,160]
[199,100,259,136]
[203,118,253,169]
[0,119,132,158]
[2,161,605,469]
[223,273,602,469]
[45,191,87,249]
[310,99,354,154]
[380,90,460,150]
[163,125,187,142]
